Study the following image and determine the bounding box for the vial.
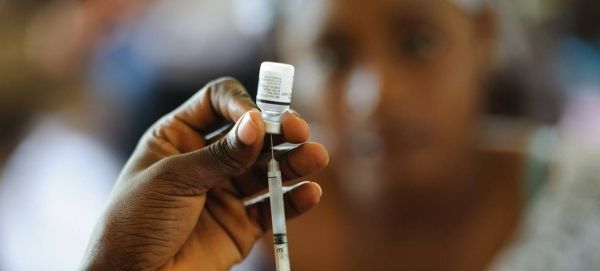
[256,62,295,134]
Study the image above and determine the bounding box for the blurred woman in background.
[273,0,599,271]
[2,0,599,271]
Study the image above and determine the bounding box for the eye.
[317,46,354,73]
[315,31,356,74]
[400,28,443,59]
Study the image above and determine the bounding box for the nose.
[343,66,380,121]
[343,64,407,122]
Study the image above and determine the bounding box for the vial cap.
[260,62,295,75]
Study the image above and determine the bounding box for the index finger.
[172,77,258,135]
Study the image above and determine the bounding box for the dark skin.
[80,78,329,271]
[1,3,329,271]
[6,0,523,270]
[275,0,524,270]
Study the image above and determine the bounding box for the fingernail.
[314,182,323,197]
[287,109,303,119]
[237,112,258,145]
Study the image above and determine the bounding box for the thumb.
[152,110,265,194]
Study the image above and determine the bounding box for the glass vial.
[256,62,295,134]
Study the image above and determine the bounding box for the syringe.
[268,134,291,271]
[254,61,295,270]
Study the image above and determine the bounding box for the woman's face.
[312,0,493,199]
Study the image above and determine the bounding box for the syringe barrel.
[268,159,291,271]
[268,159,287,234]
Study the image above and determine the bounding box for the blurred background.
[1,0,600,271]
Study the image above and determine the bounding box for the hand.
[80,78,329,271]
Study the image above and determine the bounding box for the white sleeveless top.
[489,124,600,271]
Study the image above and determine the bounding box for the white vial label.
[257,70,293,105]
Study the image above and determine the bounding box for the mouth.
[381,129,432,157]
[350,126,433,162]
